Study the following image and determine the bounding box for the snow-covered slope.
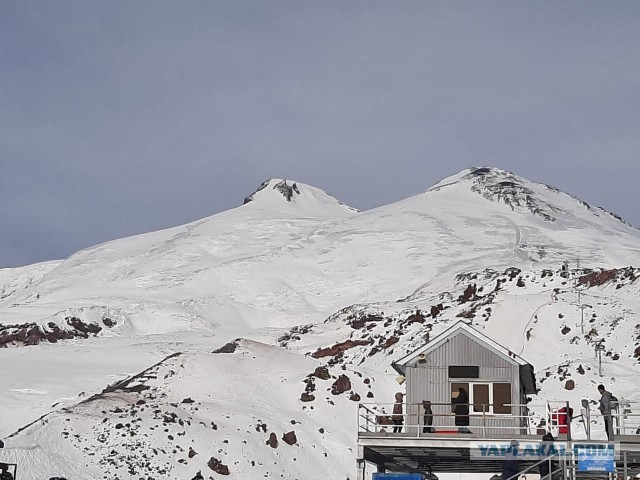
[2,169,637,338]
[1,168,640,479]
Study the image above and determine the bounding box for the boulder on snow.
[266,432,278,448]
[331,375,351,395]
[282,430,297,445]
[207,456,230,475]
[312,366,331,380]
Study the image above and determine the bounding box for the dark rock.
[266,432,278,448]
[312,366,331,380]
[565,380,575,390]
[243,180,270,204]
[102,317,116,328]
[458,284,477,303]
[66,316,102,335]
[300,392,315,402]
[406,310,425,324]
[273,180,300,202]
[282,431,297,445]
[382,336,399,349]
[349,314,384,329]
[303,377,316,393]
[331,375,351,395]
[213,340,239,354]
[207,456,230,475]
[349,393,361,402]
[181,397,195,404]
[312,340,370,359]
[578,269,618,287]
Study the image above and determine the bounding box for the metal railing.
[358,402,551,439]
[503,452,566,480]
[612,400,640,437]
[358,398,640,442]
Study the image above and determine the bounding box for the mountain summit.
[241,178,358,215]
[428,167,630,226]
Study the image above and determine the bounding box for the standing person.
[451,387,471,433]
[392,392,404,433]
[422,400,434,433]
[538,433,559,480]
[597,384,617,440]
[502,440,520,480]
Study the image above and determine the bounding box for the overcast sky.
[2,1,639,267]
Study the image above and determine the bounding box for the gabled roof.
[393,321,532,374]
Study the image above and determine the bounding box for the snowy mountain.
[1,168,639,479]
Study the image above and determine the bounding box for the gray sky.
[2,1,639,267]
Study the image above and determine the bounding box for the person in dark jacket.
[452,387,471,433]
[598,384,617,440]
[422,400,434,433]
[502,440,520,480]
[392,392,404,433]
[538,433,559,480]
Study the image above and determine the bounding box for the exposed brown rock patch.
[331,375,352,395]
[312,340,370,359]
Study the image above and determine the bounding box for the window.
[493,383,512,414]
[450,382,512,415]
[449,365,479,378]
[473,384,489,413]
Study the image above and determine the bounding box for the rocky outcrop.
[311,340,370,359]
[273,180,301,201]
[406,310,425,324]
[0,317,106,348]
[579,269,618,287]
[213,340,239,353]
[458,284,477,303]
[349,314,385,329]
[243,180,270,204]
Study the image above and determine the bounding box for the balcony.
[358,401,572,441]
